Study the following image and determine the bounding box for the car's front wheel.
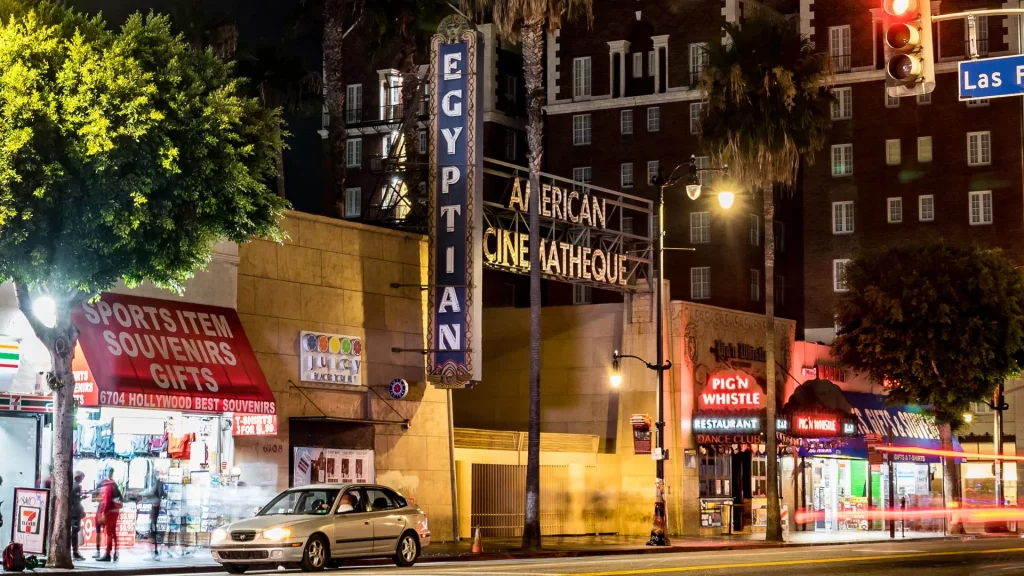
[393,531,419,567]
[222,563,248,574]
[300,535,328,572]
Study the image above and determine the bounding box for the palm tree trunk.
[275,147,287,198]
[939,422,964,534]
[763,189,783,542]
[323,0,348,217]
[521,19,544,552]
[14,284,79,568]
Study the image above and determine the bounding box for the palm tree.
[460,0,591,550]
[699,13,833,542]
[321,0,364,215]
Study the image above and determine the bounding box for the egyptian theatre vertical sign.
[427,18,483,388]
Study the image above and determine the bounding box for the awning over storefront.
[71,292,275,415]
[800,392,962,462]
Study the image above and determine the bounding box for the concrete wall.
[232,210,454,540]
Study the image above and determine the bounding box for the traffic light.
[883,0,935,97]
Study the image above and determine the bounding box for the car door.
[331,488,375,557]
[366,487,407,553]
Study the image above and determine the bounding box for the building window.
[829,26,851,72]
[885,89,900,108]
[699,449,731,497]
[919,194,935,221]
[749,214,760,246]
[776,275,785,305]
[969,190,993,225]
[573,166,593,192]
[975,402,993,415]
[346,138,362,167]
[775,221,785,253]
[966,15,990,57]
[504,74,517,103]
[750,269,760,302]
[573,114,592,145]
[917,92,932,105]
[622,216,634,234]
[691,267,711,300]
[621,110,634,134]
[690,102,704,135]
[647,107,661,132]
[833,259,851,292]
[833,201,854,234]
[832,87,852,120]
[345,84,362,123]
[648,50,655,76]
[632,52,643,78]
[573,57,592,99]
[419,129,428,155]
[689,42,708,86]
[967,98,990,107]
[695,155,712,187]
[887,197,903,223]
[886,139,901,165]
[621,163,634,188]
[831,143,853,176]
[918,136,933,163]
[344,187,361,218]
[573,285,592,305]
[752,456,768,497]
[690,211,711,244]
[967,131,991,166]
[646,160,661,187]
[505,129,517,160]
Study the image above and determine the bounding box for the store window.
[752,456,767,497]
[699,448,732,497]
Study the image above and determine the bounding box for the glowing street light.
[33,296,56,328]
[717,191,735,210]
[610,351,623,388]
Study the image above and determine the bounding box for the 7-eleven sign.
[0,338,19,372]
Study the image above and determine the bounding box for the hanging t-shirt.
[167,433,196,459]
[128,458,151,490]
[113,434,135,457]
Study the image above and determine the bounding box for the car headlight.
[262,527,292,541]
[211,528,228,544]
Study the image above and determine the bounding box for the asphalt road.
[171,539,1024,576]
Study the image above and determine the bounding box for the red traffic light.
[883,0,917,17]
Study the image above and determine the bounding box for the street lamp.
[32,296,56,329]
[609,356,623,388]
[717,191,735,209]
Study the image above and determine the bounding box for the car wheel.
[300,535,328,572]
[393,531,419,567]
[223,563,248,574]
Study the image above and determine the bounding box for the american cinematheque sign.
[426,17,654,389]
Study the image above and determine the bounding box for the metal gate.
[470,464,572,537]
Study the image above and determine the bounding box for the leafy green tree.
[833,243,1024,528]
[459,0,592,550]
[0,3,286,566]
[699,13,833,541]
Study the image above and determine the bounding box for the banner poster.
[293,448,375,487]
[12,488,48,555]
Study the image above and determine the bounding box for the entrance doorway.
[806,457,868,531]
[0,414,42,550]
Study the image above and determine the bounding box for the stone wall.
[232,210,455,540]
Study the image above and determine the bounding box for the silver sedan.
[210,484,431,572]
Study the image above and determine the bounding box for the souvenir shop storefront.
[795,391,957,533]
[68,291,278,548]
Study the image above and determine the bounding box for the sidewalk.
[30,530,980,574]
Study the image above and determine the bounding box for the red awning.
[71,292,275,415]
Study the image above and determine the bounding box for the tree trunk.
[763,189,783,542]
[939,422,964,534]
[275,146,287,198]
[14,284,80,568]
[521,19,544,552]
[323,0,348,216]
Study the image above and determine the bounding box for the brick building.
[801,0,1024,343]
[541,0,806,322]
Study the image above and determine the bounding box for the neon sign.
[698,371,766,410]
[796,416,838,433]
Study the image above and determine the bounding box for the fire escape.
[348,71,430,233]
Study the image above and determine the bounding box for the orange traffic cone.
[471,527,483,554]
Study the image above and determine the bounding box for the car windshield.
[258,489,340,516]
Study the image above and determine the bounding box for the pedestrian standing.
[147,472,166,559]
[71,471,86,561]
[95,468,122,562]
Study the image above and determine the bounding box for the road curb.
[30,535,993,574]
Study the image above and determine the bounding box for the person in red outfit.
[94,468,122,561]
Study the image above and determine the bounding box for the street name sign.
[959,54,1024,100]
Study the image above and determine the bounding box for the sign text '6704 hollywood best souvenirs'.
[426,16,483,389]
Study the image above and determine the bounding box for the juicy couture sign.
[426,20,483,388]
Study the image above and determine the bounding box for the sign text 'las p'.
[427,19,483,389]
